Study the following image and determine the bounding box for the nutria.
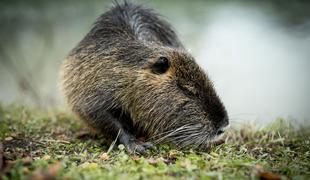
[61,1,229,154]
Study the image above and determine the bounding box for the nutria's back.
[70,2,183,56]
[61,2,228,154]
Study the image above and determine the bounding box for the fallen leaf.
[259,172,281,180]
[131,155,140,161]
[147,158,158,165]
[42,155,51,161]
[168,150,179,158]
[100,153,109,161]
[4,137,13,141]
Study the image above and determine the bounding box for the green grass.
[0,104,309,180]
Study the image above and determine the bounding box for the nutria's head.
[126,47,229,149]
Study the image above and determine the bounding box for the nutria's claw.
[126,141,154,155]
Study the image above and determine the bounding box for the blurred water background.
[0,0,309,126]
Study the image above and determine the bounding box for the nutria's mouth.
[209,124,230,145]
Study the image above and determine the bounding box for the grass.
[0,104,309,180]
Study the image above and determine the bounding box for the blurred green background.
[0,0,309,126]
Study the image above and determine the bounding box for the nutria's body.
[61,2,228,153]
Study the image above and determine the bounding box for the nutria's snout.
[211,98,229,126]
[218,114,229,130]
[209,116,228,138]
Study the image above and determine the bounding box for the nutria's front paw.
[118,130,155,154]
[126,141,154,154]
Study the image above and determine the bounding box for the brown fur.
[61,2,228,153]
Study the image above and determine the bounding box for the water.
[0,0,309,126]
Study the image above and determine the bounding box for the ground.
[0,105,309,180]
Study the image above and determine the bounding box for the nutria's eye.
[151,57,170,74]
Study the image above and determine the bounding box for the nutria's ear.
[150,57,170,74]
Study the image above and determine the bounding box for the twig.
[107,130,121,154]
